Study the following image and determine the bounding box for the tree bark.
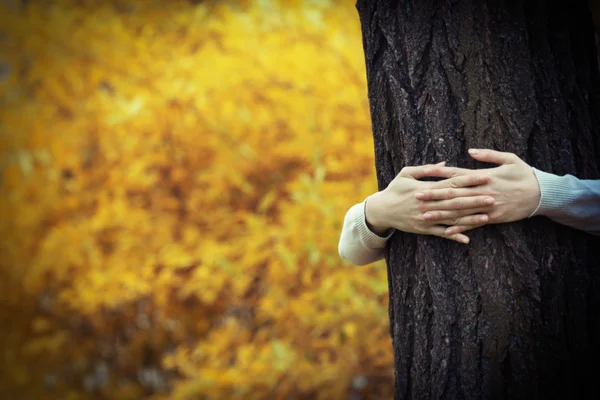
[356,0,600,398]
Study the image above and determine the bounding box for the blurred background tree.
[0,0,394,399]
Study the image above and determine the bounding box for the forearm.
[530,168,600,235]
[338,200,393,266]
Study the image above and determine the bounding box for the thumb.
[468,149,517,165]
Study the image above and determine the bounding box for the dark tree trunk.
[356,0,600,398]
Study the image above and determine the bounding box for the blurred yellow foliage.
[0,0,392,399]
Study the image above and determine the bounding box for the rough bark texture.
[356,0,600,399]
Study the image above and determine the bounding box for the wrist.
[365,192,390,235]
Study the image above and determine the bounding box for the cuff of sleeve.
[529,167,578,217]
[355,198,394,248]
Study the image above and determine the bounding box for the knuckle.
[465,217,477,226]
[400,166,414,175]
[446,188,454,198]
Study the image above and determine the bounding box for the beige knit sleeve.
[338,199,394,266]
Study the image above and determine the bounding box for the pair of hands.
[365,149,541,244]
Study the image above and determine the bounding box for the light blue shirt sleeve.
[529,168,600,235]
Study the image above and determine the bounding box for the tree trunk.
[356,0,600,398]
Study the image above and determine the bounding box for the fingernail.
[485,197,494,205]
[469,149,479,155]
[415,192,425,199]
[424,213,432,220]
[461,237,470,244]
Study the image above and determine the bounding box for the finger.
[436,214,489,227]
[428,225,470,244]
[419,165,478,179]
[468,148,518,165]
[422,196,495,211]
[416,187,479,201]
[400,163,446,179]
[423,208,490,222]
[444,223,486,235]
[431,174,490,190]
